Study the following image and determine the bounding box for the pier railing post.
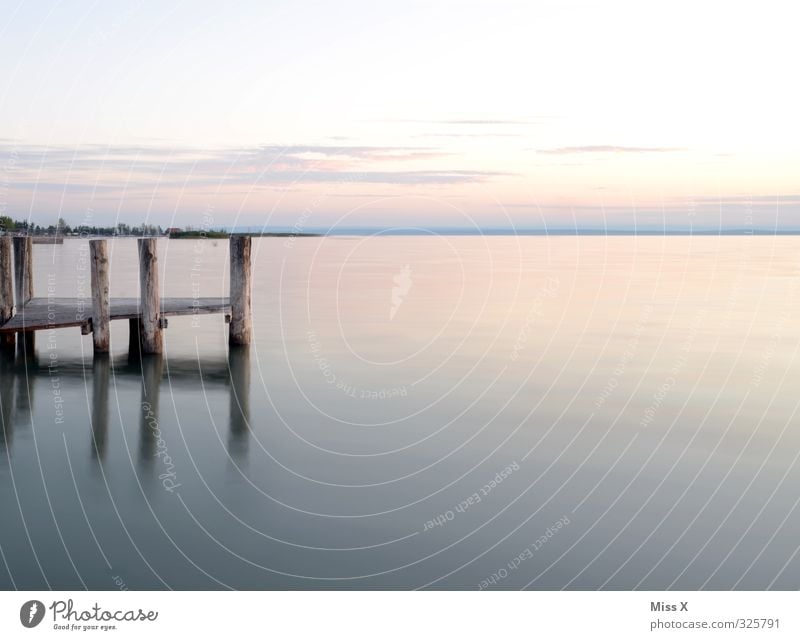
[229,235,252,346]
[137,238,163,354]
[0,237,14,349]
[89,239,111,354]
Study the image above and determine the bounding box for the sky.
[0,0,798,231]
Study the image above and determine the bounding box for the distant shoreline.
[305,229,800,236]
[9,229,800,241]
[166,231,323,239]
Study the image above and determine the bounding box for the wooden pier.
[0,235,252,355]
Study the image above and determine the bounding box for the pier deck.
[0,297,231,333]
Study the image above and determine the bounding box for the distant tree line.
[0,216,164,236]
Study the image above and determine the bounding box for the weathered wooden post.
[13,236,33,353]
[12,236,33,308]
[0,237,14,349]
[89,239,111,354]
[229,235,252,346]
[137,238,162,354]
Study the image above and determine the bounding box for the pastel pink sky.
[1,1,798,230]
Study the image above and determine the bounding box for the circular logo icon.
[20,600,45,628]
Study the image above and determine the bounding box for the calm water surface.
[1,235,799,589]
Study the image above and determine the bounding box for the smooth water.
[1,235,799,590]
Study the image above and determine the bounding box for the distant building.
[166,227,181,236]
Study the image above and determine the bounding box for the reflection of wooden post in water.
[13,342,34,420]
[228,346,251,458]
[0,237,14,350]
[0,348,15,449]
[13,236,34,355]
[128,319,141,360]
[89,240,111,354]
[138,238,163,355]
[16,331,35,362]
[90,355,110,459]
[138,355,163,463]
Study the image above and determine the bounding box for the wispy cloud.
[439,119,534,125]
[536,145,683,155]
[687,194,800,205]
[414,132,521,139]
[377,117,556,126]
[327,191,468,199]
[0,142,504,189]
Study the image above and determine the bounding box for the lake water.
[1,235,799,590]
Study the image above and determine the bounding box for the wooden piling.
[229,235,252,346]
[89,240,111,354]
[0,237,14,349]
[12,236,33,307]
[137,238,162,354]
[12,236,33,350]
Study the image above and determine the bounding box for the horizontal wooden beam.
[0,297,231,333]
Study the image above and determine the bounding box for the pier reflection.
[227,346,251,460]
[138,354,164,466]
[13,338,34,427]
[0,348,15,450]
[0,349,251,472]
[16,332,35,364]
[90,355,110,460]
